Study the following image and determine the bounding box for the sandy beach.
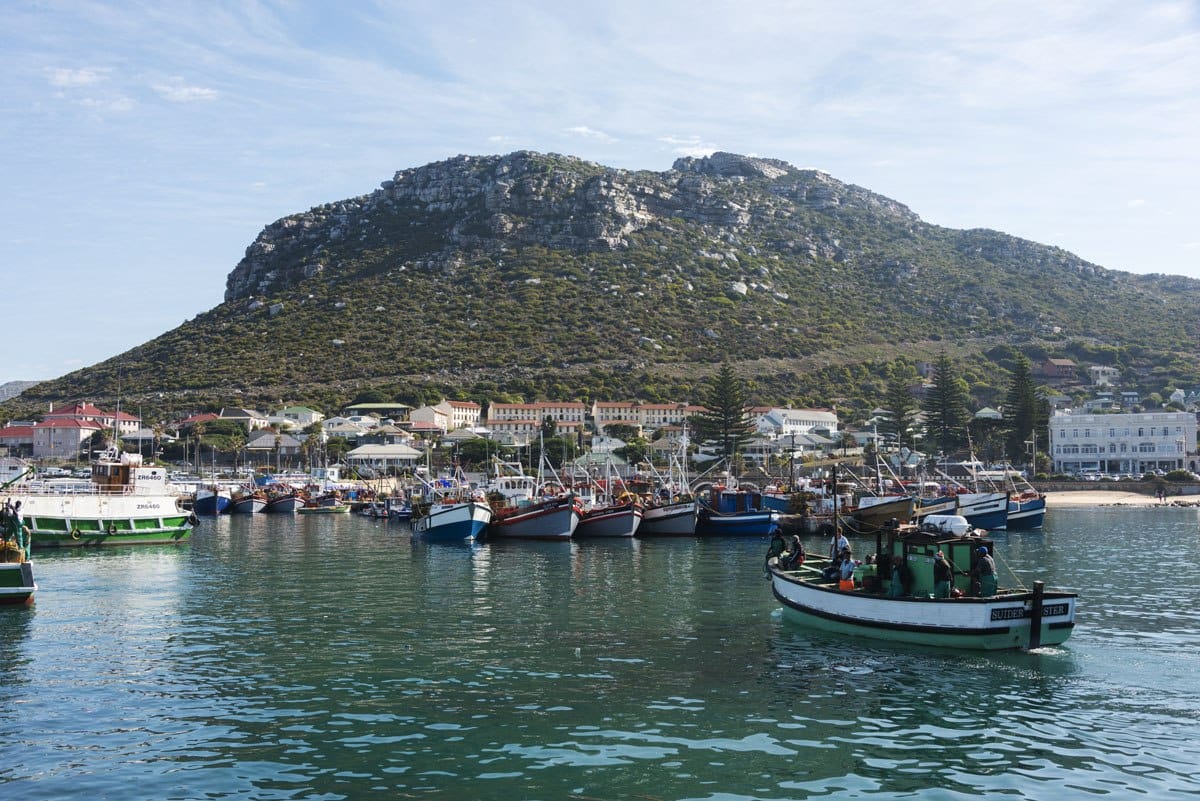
[1043,490,1200,508]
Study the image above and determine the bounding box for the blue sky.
[3,1,1198,387]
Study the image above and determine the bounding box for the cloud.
[659,136,718,158]
[1127,198,1147,208]
[79,95,136,113]
[46,67,109,87]
[565,125,616,143]
[153,79,219,103]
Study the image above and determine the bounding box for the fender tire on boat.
[70,528,81,540]
[107,524,116,535]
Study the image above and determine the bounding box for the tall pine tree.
[922,351,970,457]
[690,362,755,459]
[881,369,920,450]
[1004,354,1046,465]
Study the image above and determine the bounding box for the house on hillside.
[33,417,104,459]
[218,408,270,431]
[245,430,303,465]
[1039,358,1078,380]
[268,406,325,431]
[1089,365,1120,387]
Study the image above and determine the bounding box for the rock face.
[223,150,925,302]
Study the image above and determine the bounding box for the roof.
[178,412,220,426]
[343,402,413,411]
[0,425,35,439]
[1046,358,1077,366]
[446,400,481,409]
[345,443,422,460]
[246,431,303,449]
[45,401,108,418]
[34,418,104,430]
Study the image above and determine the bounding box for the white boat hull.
[576,505,642,538]
[769,565,1076,650]
[638,500,697,537]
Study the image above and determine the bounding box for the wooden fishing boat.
[767,516,1077,650]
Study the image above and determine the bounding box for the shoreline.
[1043,490,1200,508]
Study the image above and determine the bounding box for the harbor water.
[3,506,1199,800]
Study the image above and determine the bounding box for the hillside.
[6,151,1199,421]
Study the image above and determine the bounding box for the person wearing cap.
[971,546,997,596]
[932,551,953,598]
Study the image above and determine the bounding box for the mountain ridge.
[4,150,1197,422]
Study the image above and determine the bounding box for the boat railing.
[9,481,178,498]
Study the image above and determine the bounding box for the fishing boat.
[0,505,35,605]
[193,484,232,515]
[576,500,642,538]
[229,486,267,514]
[6,451,192,547]
[411,482,492,543]
[489,495,581,540]
[1000,467,1046,530]
[629,434,698,537]
[572,462,642,538]
[694,480,781,537]
[767,515,1077,650]
[263,485,306,513]
[298,501,350,514]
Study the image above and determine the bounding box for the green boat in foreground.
[5,452,192,548]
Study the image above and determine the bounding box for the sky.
[2,0,1198,387]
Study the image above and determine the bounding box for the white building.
[752,407,839,438]
[1048,411,1197,475]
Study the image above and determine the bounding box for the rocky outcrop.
[222,150,922,302]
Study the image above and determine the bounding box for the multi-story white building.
[752,407,840,438]
[1048,411,1197,475]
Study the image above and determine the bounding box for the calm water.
[3,506,1199,800]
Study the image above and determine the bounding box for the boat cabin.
[871,516,993,598]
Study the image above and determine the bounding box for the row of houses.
[0,398,844,462]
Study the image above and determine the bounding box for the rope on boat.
[991,548,1027,591]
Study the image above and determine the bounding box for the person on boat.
[839,549,858,583]
[822,549,846,582]
[778,534,806,570]
[886,554,911,598]
[971,546,998,597]
[765,530,788,572]
[933,551,953,598]
[830,530,849,561]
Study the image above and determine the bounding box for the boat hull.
[230,495,267,514]
[1007,496,1046,530]
[576,505,642,538]
[264,494,305,514]
[770,566,1076,650]
[638,501,697,537]
[849,496,917,534]
[193,490,232,516]
[489,500,580,541]
[0,562,36,605]
[14,492,192,547]
[298,504,350,514]
[696,509,780,537]
[413,501,491,542]
[955,492,1009,531]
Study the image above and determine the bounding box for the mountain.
[0,381,38,403]
[5,151,1199,421]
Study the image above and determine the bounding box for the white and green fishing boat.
[4,451,192,548]
[767,515,1077,650]
[0,505,35,605]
